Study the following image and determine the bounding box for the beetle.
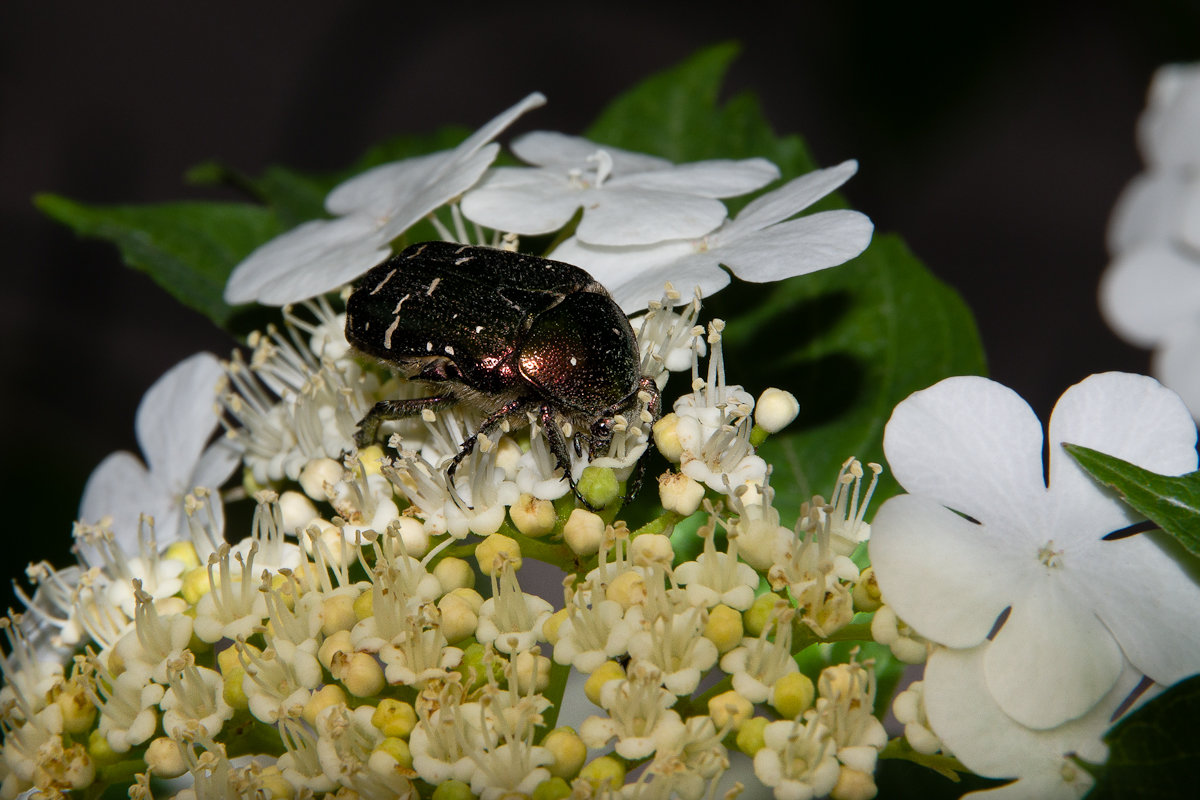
[345,241,661,506]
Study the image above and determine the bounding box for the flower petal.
[575,188,728,246]
[460,168,584,235]
[1046,372,1197,538]
[79,451,156,533]
[224,214,390,305]
[883,376,1048,530]
[923,646,1137,791]
[620,158,779,198]
[1090,530,1200,687]
[732,161,858,232]
[511,130,668,172]
[868,494,1015,648]
[713,210,873,282]
[550,237,721,313]
[135,353,225,483]
[983,579,1124,729]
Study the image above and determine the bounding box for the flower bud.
[513,651,552,694]
[372,698,417,738]
[164,540,200,569]
[318,629,353,671]
[332,651,385,697]
[278,491,318,535]
[585,661,626,706]
[437,592,479,644]
[703,604,744,654]
[652,413,683,462]
[852,566,883,612]
[542,727,587,780]
[772,672,816,719]
[510,493,558,537]
[433,557,475,595]
[735,715,768,756]
[744,593,786,637]
[432,780,474,800]
[755,388,799,433]
[321,591,360,635]
[563,509,604,556]
[832,767,878,800]
[374,736,412,769]
[658,471,706,515]
[708,689,754,731]
[475,533,521,575]
[578,466,620,509]
[532,777,572,800]
[303,684,347,726]
[579,755,625,791]
[145,736,188,778]
[299,457,342,500]
[391,516,430,557]
[605,570,646,609]
[543,608,569,645]
[629,533,673,566]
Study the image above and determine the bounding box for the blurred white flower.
[870,372,1200,729]
[1101,63,1200,417]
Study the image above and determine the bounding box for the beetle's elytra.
[345,241,661,505]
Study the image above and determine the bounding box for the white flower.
[870,372,1200,729]
[78,353,240,554]
[551,160,873,313]
[923,644,1157,799]
[461,130,779,246]
[1101,63,1200,417]
[224,93,546,305]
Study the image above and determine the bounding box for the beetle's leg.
[539,404,598,511]
[444,398,535,503]
[354,396,457,449]
[622,377,664,503]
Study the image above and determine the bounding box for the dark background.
[4,1,1200,605]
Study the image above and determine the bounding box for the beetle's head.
[588,415,616,458]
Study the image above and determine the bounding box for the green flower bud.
[577,465,620,509]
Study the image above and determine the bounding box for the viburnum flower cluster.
[1101,63,1200,418]
[10,77,1199,800]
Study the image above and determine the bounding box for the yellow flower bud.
[703,604,744,654]
[475,533,522,575]
[542,727,587,781]
[303,684,348,726]
[372,698,418,738]
[563,508,604,556]
[321,591,360,635]
[772,672,816,719]
[735,715,769,756]
[653,413,683,462]
[579,755,625,791]
[509,493,558,537]
[707,689,754,731]
[585,661,625,706]
[332,651,385,698]
[433,557,475,594]
[144,736,188,778]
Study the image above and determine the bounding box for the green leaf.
[35,194,280,327]
[1085,674,1200,799]
[587,42,818,185]
[1064,444,1200,558]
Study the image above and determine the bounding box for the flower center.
[1036,540,1065,569]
